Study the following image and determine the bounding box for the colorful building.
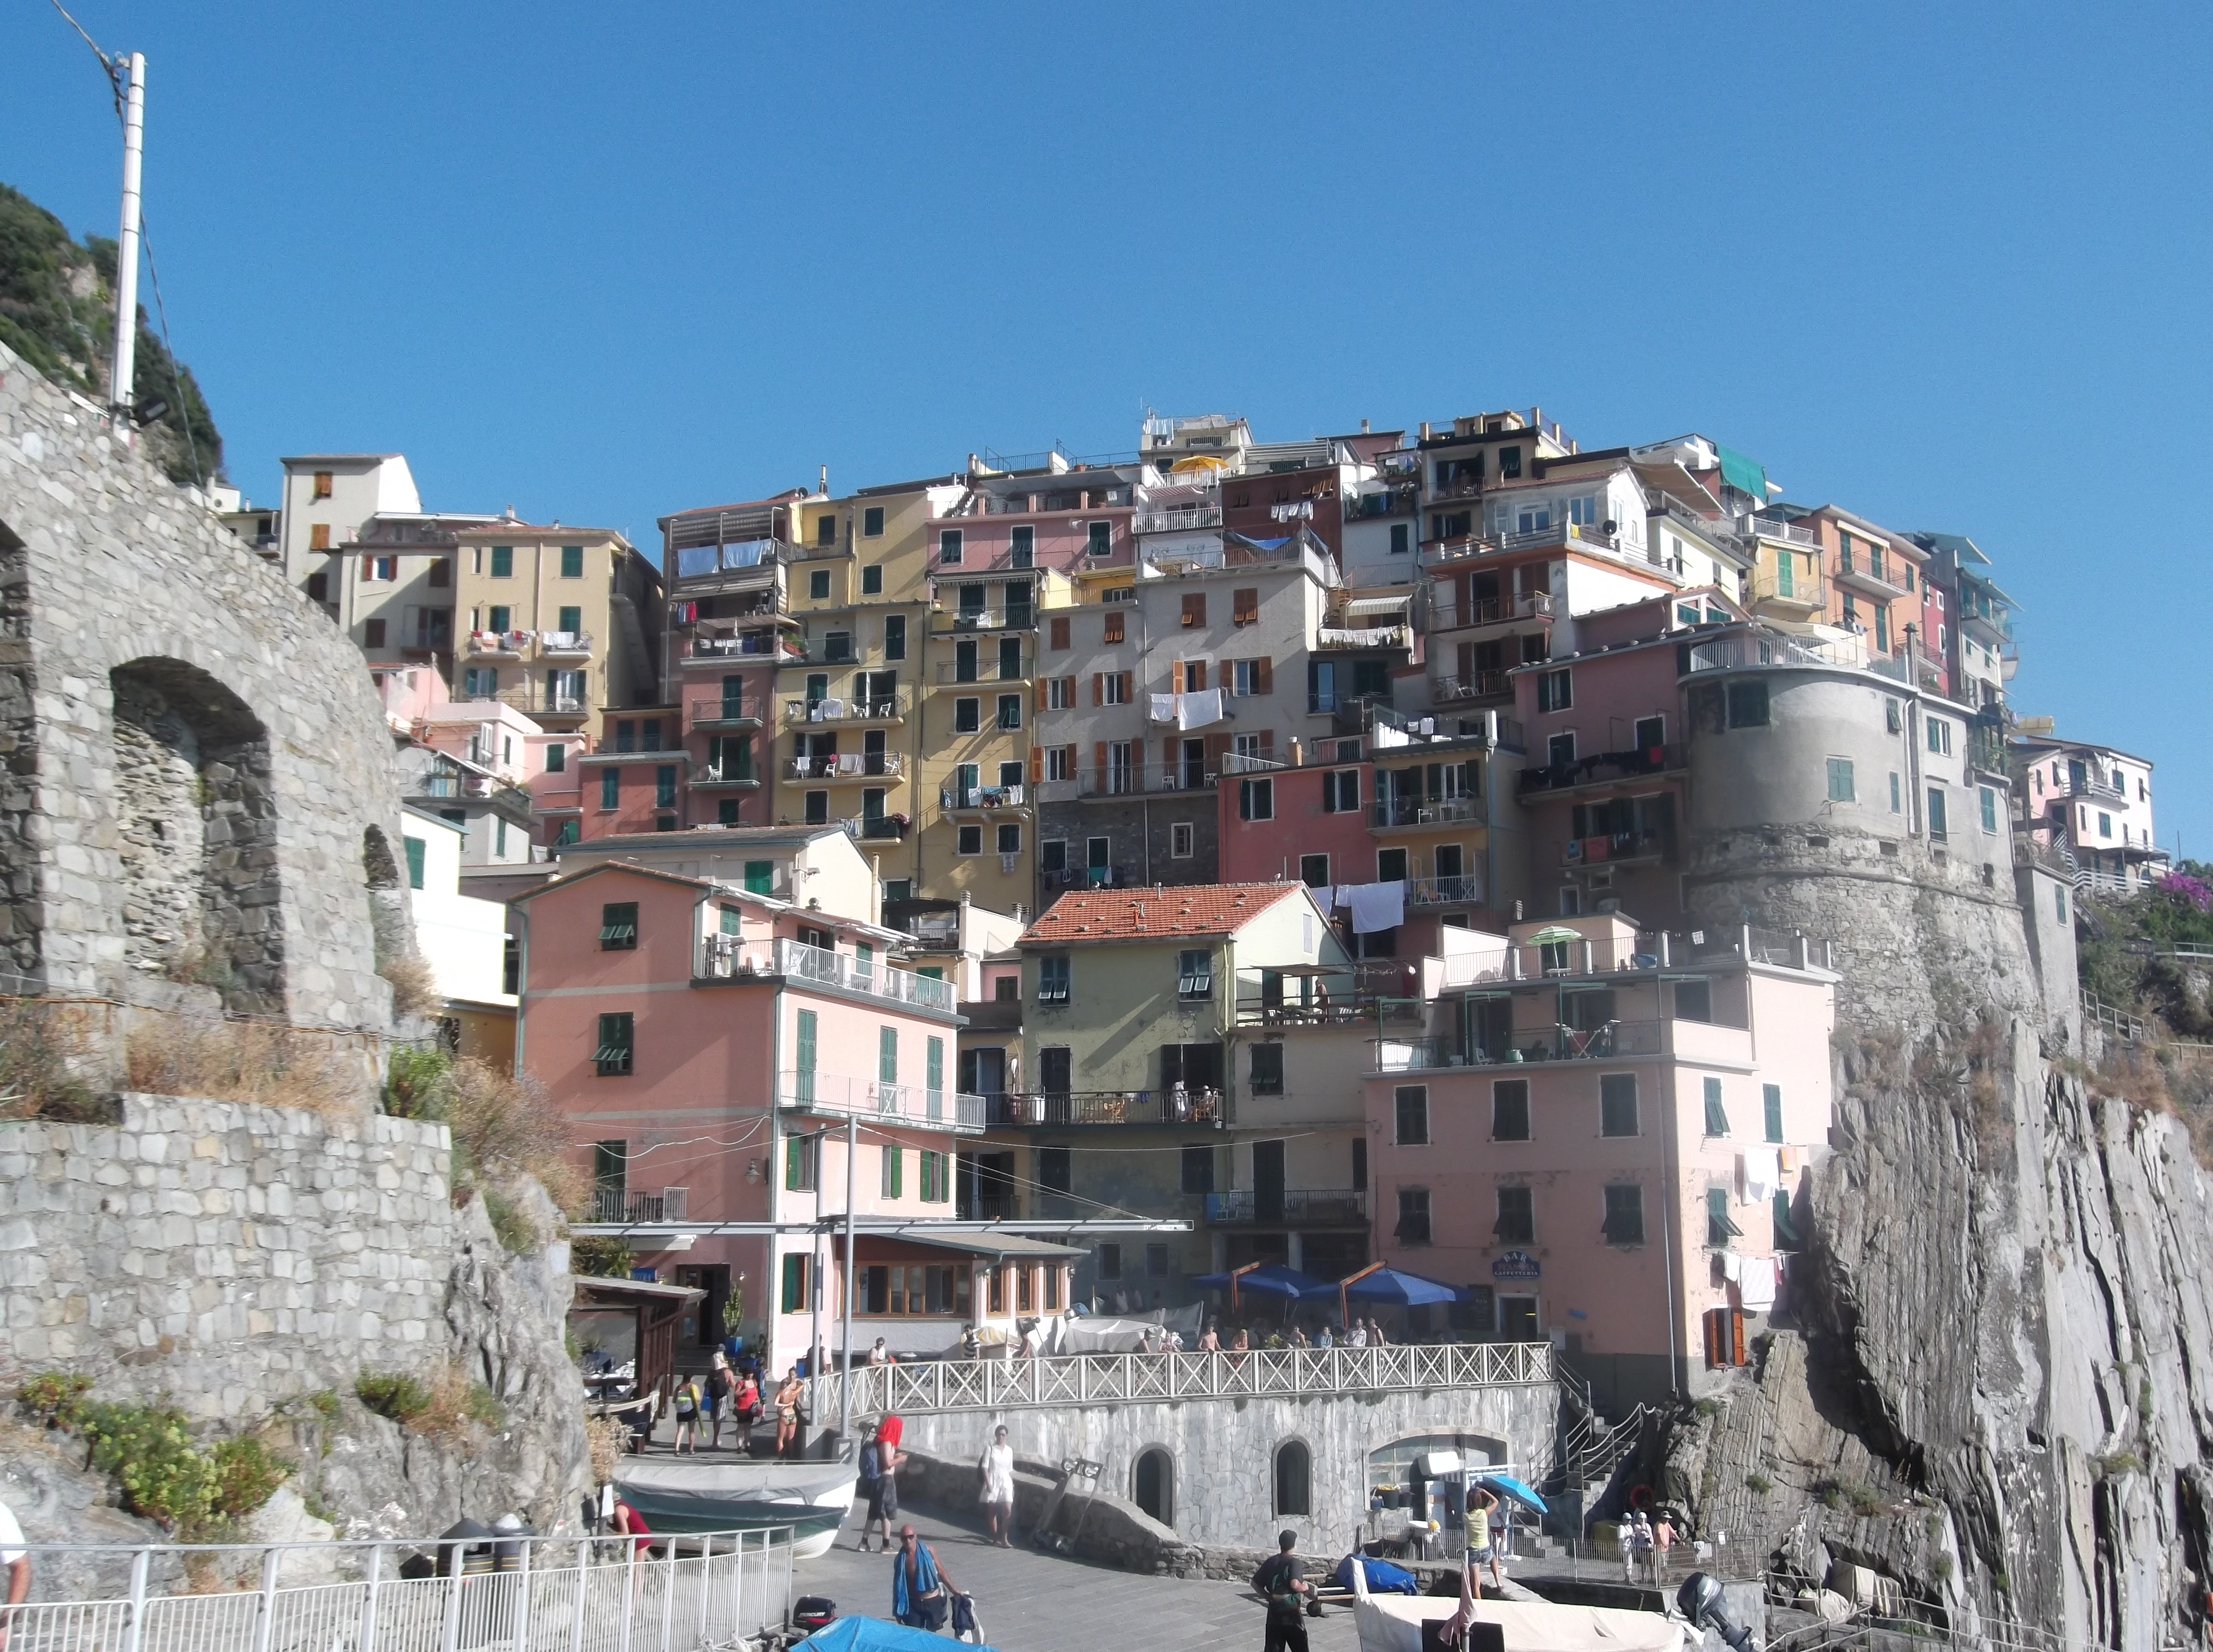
[2012,728,2168,896]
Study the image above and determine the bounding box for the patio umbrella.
[1524,925,1582,945]
[1314,1264,1466,1319]
[1191,1262,1329,1312]
[1476,1473,1548,1518]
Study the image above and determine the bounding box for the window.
[402,835,426,890]
[881,1143,904,1199]
[1230,657,1270,696]
[1600,1073,1639,1137]
[1928,787,1949,840]
[1890,772,1902,813]
[780,1250,809,1312]
[364,619,387,648]
[1176,948,1213,1000]
[1274,1441,1311,1518]
[1167,820,1195,859]
[1026,1144,1070,1197]
[1239,777,1274,820]
[990,821,1018,856]
[1181,592,1206,628]
[1826,757,1855,803]
[600,902,639,949]
[1097,1242,1122,1281]
[1233,587,1260,627]
[1603,1183,1644,1245]
[939,529,963,566]
[882,615,905,660]
[1536,668,1572,713]
[1926,716,1952,756]
[555,543,584,579]
[1300,853,1330,888]
[1376,847,1409,884]
[1495,1186,1534,1244]
[1707,1186,1743,1248]
[1099,607,1129,646]
[997,693,1021,730]
[1394,1085,1430,1145]
[1395,1187,1432,1245]
[595,1012,634,1076]
[1726,680,1769,728]
[311,470,333,500]
[1038,954,1071,1002]
[307,571,329,602]
[862,506,885,537]
[1046,676,1075,710]
[1087,521,1112,558]
[1497,446,1522,479]
[1250,1043,1284,1094]
[1146,1243,1170,1277]
[1180,1145,1215,1194]
[954,697,980,733]
[1046,615,1071,652]
[654,765,677,809]
[2056,885,2068,924]
[1492,1079,1530,1141]
[2098,811,2113,838]
[1763,1083,1785,1144]
[598,768,620,810]
[490,546,513,579]
[956,825,982,854]
[1703,1076,1730,1136]
[1981,787,1999,833]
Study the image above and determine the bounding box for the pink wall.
[926,508,1133,575]
[1216,760,1377,890]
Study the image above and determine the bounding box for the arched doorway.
[1274,1439,1312,1518]
[1133,1446,1174,1527]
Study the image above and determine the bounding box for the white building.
[399,806,516,1066]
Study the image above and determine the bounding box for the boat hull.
[615,1458,856,1559]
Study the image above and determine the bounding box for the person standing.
[1651,1510,1675,1581]
[670,1373,703,1455]
[773,1368,804,1458]
[1630,1511,1655,1583]
[1464,1483,1504,1596]
[978,1424,1016,1547]
[856,1420,904,1552]
[0,1495,27,1652]
[1250,1530,1312,1652]
[890,1525,959,1631]
[707,1351,736,1451]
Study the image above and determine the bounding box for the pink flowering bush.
[2157,872,2213,913]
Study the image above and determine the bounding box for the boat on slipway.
[615,1456,856,1559]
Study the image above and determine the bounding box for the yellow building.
[449,522,663,755]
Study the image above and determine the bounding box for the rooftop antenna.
[108,49,146,416]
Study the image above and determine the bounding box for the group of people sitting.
[1196,1315,1396,1352]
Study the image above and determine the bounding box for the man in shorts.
[856,1419,904,1552]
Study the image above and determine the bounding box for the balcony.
[782,694,907,726]
[697,935,958,1013]
[1316,621,1411,651]
[538,630,594,659]
[1132,504,1224,534]
[1746,567,1826,615]
[859,814,909,840]
[1519,743,1685,797]
[671,538,784,592]
[1373,795,1482,829]
[689,763,760,790]
[1344,488,1417,521]
[992,1089,1224,1129]
[689,696,762,729]
[1739,515,1821,549]
[590,1187,688,1225]
[1833,556,1912,601]
[1407,874,1485,907]
[466,630,530,659]
[933,657,1028,684]
[941,784,1027,814]
[496,684,588,719]
[1431,671,1510,705]
[686,633,797,664]
[790,753,905,780]
[776,1069,985,1134]
[1066,762,1213,800]
[1379,1019,1678,1070]
[1428,590,1554,635]
[1561,826,1674,867]
[2065,773,2128,805]
[931,605,1034,633]
[1205,1188,1368,1226]
[1963,601,2013,649]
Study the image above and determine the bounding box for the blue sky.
[5,3,2209,850]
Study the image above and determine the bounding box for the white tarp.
[1351,1593,1687,1652]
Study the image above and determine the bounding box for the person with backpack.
[855,1419,904,1552]
[1252,1530,1313,1652]
[670,1374,704,1455]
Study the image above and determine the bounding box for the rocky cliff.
[1663,841,2213,1647]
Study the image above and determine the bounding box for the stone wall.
[883,1379,1558,1554]
[0,341,401,1029]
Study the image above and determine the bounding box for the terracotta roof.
[1020,882,1309,945]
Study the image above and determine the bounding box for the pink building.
[1365,911,1836,1412]
[517,828,1068,1376]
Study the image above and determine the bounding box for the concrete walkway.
[796,1501,1365,1652]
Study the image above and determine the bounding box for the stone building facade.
[0,342,402,1031]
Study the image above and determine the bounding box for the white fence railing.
[820,1341,1558,1417]
[2,1526,795,1652]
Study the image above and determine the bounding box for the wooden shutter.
[1182,592,1205,627]
[1050,616,1070,650]
[1092,673,1104,706]
[1034,677,1048,711]
[1233,587,1259,625]
[309,523,330,551]
[1030,746,1045,784]
[1104,610,1125,644]
[1731,1308,1747,1366]
[1254,656,1273,695]
[1703,1308,1724,1368]
[1163,738,1179,775]
[1093,741,1108,790]
[1256,730,1275,758]
[1170,659,1186,693]
[1204,733,1232,776]
[360,552,374,580]
[1118,671,1133,703]
[1187,659,1208,692]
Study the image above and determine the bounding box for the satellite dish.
[1601,519,1618,534]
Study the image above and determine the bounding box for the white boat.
[1347,1552,1688,1652]
[615,1457,857,1560]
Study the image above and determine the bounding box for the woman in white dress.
[978,1424,1017,1547]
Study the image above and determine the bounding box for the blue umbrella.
[1316,1265,1466,1307]
[1477,1473,1548,1517]
[1191,1262,1330,1307]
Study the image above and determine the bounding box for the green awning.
[1716,445,1768,501]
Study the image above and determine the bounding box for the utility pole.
[108,51,147,417]
[839,1113,857,1450]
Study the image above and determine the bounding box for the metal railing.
[464,630,532,656]
[1520,744,1685,795]
[1374,795,1482,827]
[1746,568,1826,609]
[1739,514,1820,547]
[1316,622,1411,650]
[1205,1187,1368,1224]
[689,762,758,786]
[820,1341,1558,1417]
[1132,504,1224,533]
[591,1186,688,1224]
[689,696,762,724]
[687,633,791,661]
[1406,874,1485,907]
[940,784,1026,811]
[1561,827,1673,866]
[932,605,1033,632]
[1378,1020,1683,1069]
[537,630,594,654]
[788,753,904,779]
[933,657,1028,683]
[1428,590,1555,631]
[777,1069,985,1131]
[1071,763,1213,798]
[781,694,906,724]
[993,1089,1223,1128]
[0,1526,795,1652]
[1432,671,1509,703]
[694,936,956,1012]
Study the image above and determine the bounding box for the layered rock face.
[1667,837,2213,1647]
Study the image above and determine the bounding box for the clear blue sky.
[5,3,2209,851]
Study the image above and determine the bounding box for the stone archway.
[109,658,283,1013]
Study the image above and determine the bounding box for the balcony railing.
[1428,590,1554,632]
[777,1069,985,1132]
[932,606,1034,632]
[859,815,908,839]
[466,630,531,657]
[782,694,907,725]
[1740,515,1820,547]
[934,657,1028,683]
[1379,1020,1684,1070]
[538,630,594,655]
[1747,569,1827,609]
[1344,487,1418,520]
[591,1187,688,1224]
[2065,774,2128,804]
[688,633,796,661]
[1316,622,1411,651]
[690,763,759,787]
[697,935,957,1013]
[1373,795,1481,828]
[1406,874,1485,907]
[1519,743,1685,796]
[1132,505,1225,534]
[1562,827,1673,866]
[941,784,1025,812]
[789,753,904,779]
[496,684,587,717]
[691,696,762,725]
[993,1089,1224,1128]
[1432,671,1510,704]
[1205,1188,1368,1225]
[1068,763,1213,798]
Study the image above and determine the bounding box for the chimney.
[818,465,828,497]
[967,453,979,474]
[1419,422,1431,440]
[1360,419,1371,434]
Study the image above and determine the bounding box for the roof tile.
[1020,882,1308,945]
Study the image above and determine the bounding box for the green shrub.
[482,1187,538,1252]
[383,1044,452,1120]
[18,1382,290,1536]
[1745,1471,1773,1495]
[356,1372,431,1424]
[571,1235,633,1278]
[2100,1450,2143,1477]
[17,1371,92,1429]
[209,1435,290,1519]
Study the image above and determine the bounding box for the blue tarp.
[1336,1554,1420,1595]
[794,1616,1000,1652]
